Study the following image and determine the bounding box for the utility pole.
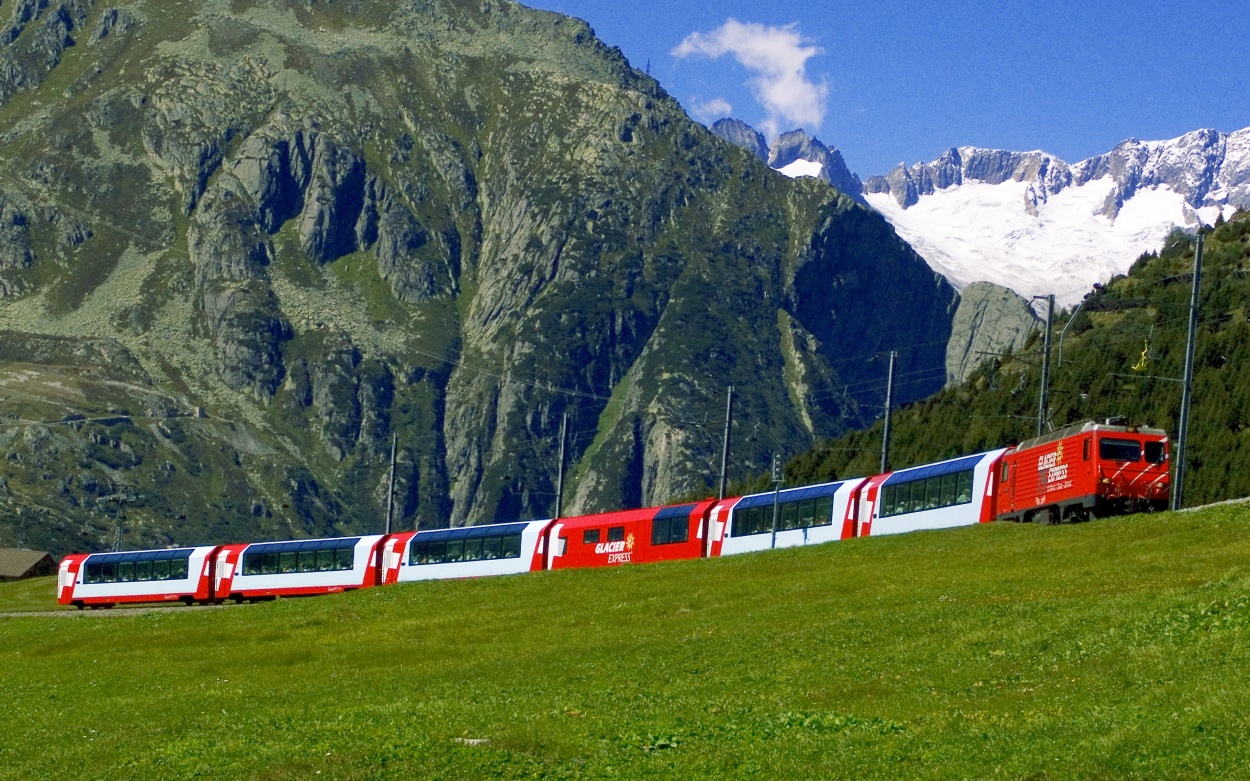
[718,385,734,500]
[880,351,896,474]
[1037,294,1055,437]
[385,431,397,535]
[1173,232,1204,511]
[770,453,782,550]
[555,412,568,519]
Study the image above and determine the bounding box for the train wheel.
[181,596,195,607]
[72,601,84,610]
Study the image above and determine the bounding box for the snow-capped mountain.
[863,129,1248,305]
[711,121,1250,307]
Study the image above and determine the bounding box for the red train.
[57,420,1171,608]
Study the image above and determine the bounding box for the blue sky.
[526,0,1250,177]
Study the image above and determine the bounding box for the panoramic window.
[731,494,835,537]
[242,544,359,577]
[409,532,524,566]
[880,469,975,518]
[83,551,195,585]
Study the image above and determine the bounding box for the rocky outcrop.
[710,118,767,161]
[0,0,93,106]
[945,282,1039,385]
[0,194,33,275]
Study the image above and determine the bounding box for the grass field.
[0,574,63,612]
[3,507,1250,779]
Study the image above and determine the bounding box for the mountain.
[710,122,864,204]
[0,0,959,555]
[863,129,1250,306]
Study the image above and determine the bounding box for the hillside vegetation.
[3,505,1250,779]
[790,211,1250,506]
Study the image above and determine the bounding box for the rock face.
[0,0,959,555]
[945,283,1039,385]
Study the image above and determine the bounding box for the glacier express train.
[57,420,1170,608]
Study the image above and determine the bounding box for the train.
[57,420,1171,609]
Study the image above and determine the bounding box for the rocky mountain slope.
[0,0,958,555]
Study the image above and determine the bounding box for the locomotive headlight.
[1100,477,1112,484]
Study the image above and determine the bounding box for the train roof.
[1014,420,1167,453]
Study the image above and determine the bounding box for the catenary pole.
[880,351,896,474]
[555,412,568,519]
[770,454,782,550]
[718,385,734,500]
[1173,232,1204,511]
[1037,294,1055,437]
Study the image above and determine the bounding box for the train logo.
[1038,442,1069,486]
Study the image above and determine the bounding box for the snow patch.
[777,159,824,179]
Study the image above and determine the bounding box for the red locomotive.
[995,420,1170,523]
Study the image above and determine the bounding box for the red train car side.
[996,421,1170,523]
[543,501,716,571]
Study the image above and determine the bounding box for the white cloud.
[672,19,827,138]
[691,97,734,123]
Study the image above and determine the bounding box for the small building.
[0,549,57,580]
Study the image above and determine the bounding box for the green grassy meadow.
[3,506,1250,779]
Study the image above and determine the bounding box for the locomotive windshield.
[1099,438,1141,462]
[1144,441,1167,464]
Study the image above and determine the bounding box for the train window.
[1145,441,1167,464]
[481,535,500,559]
[652,516,688,545]
[798,499,817,528]
[501,534,522,559]
[427,540,446,563]
[1099,438,1141,462]
[608,526,625,542]
[1082,438,1091,461]
[583,529,601,545]
[956,471,973,503]
[152,560,169,581]
[910,482,925,513]
[816,496,833,525]
[118,562,135,582]
[297,550,316,573]
[337,548,354,570]
[924,477,941,510]
[464,537,484,561]
[1001,464,1010,483]
[136,561,154,581]
[170,559,188,580]
[445,539,465,562]
[781,501,799,530]
[941,473,957,506]
[279,551,297,573]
